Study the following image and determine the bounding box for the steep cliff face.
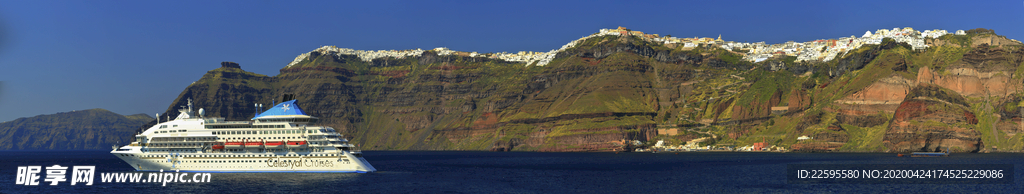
[883,84,981,153]
[0,109,152,150]
[144,63,275,130]
[159,35,726,152]
[916,44,1024,97]
[792,34,1024,153]
[158,30,1024,152]
[837,74,911,109]
[490,51,663,151]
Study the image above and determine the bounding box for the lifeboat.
[225,141,244,148]
[212,144,225,149]
[286,140,308,148]
[245,141,263,148]
[265,141,284,149]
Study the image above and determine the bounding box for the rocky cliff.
[883,84,982,152]
[0,109,152,150]
[158,28,1024,152]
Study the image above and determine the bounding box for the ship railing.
[149,139,216,143]
[146,143,206,148]
[112,142,129,150]
[217,121,251,124]
[307,136,328,140]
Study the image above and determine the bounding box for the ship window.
[160,125,167,129]
[180,130,187,132]
[173,125,178,127]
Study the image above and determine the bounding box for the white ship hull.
[113,146,375,172]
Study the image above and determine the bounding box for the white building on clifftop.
[286,27,969,69]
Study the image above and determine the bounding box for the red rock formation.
[841,74,912,105]
[787,89,811,113]
[829,74,910,129]
[534,124,656,152]
[883,85,982,153]
[917,66,1016,97]
[916,43,1024,98]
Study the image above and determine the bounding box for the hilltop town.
[287,27,1021,68]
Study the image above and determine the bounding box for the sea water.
[2,150,1023,193]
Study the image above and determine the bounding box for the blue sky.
[0,0,1022,122]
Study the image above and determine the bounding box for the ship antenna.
[187,98,193,113]
[156,113,159,123]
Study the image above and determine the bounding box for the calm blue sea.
[2,150,1023,193]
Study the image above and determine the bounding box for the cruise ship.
[111,98,376,173]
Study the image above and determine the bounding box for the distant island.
[0,109,151,150]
